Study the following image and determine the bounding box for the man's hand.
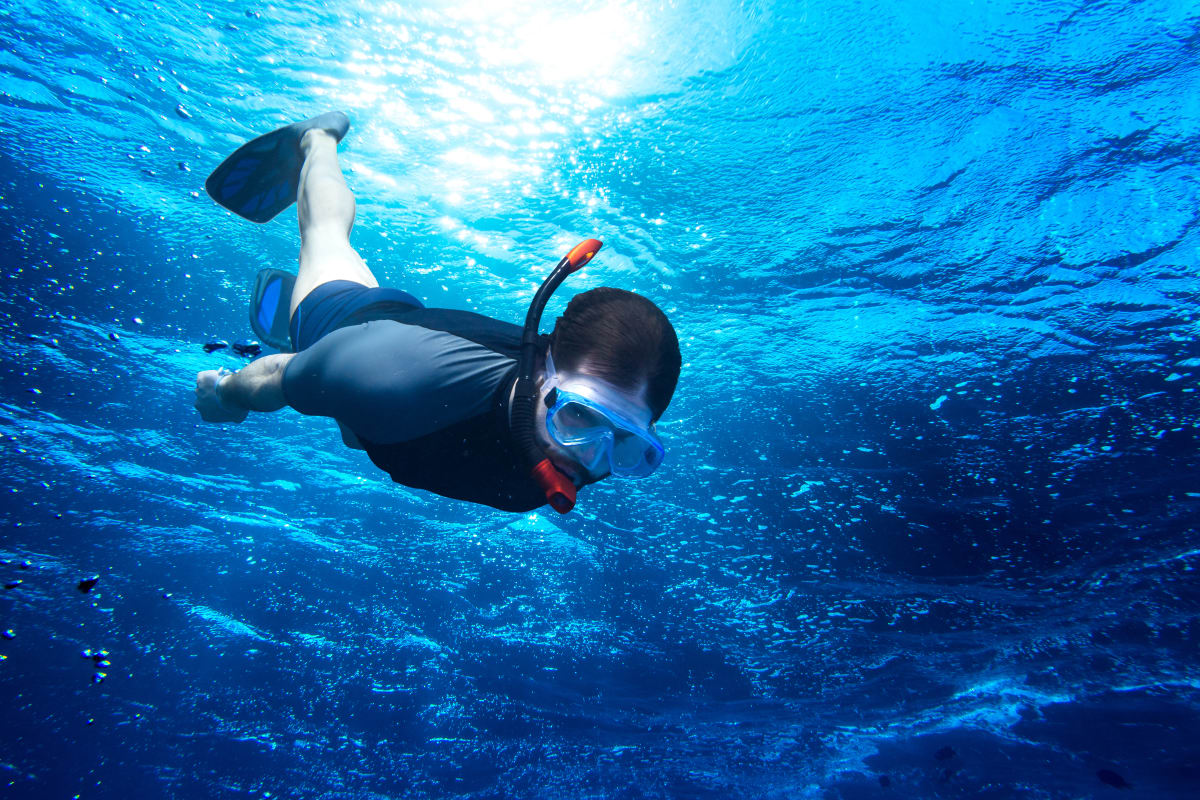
[195,369,249,423]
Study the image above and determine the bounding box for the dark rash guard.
[282,303,549,511]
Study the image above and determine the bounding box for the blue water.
[2,0,1199,797]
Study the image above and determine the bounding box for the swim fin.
[249,268,296,351]
[205,111,350,223]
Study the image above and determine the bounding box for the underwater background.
[2,0,1199,797]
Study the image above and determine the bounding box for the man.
[194,112,681,513]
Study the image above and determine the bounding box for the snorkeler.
[193,112,680,513]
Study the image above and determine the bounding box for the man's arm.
[195,354,295,423]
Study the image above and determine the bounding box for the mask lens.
[574,439,608,472]
[611,431,663,475]
[610,430,644,467]
[553,401,611,440]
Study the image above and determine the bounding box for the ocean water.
[2,0,1199,797]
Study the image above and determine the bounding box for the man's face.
[535,360,653,487]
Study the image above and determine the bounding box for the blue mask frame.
[543,354,665,478]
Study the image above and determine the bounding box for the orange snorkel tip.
[565,238,603,270]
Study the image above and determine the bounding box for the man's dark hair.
[549,287,681,421]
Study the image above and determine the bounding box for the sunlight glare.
[466,2,644,91]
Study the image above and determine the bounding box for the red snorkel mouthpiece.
[511,238,603,514]
[531,458,576,513]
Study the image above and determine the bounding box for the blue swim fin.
[249,268,296,351]
[205,111,350,223]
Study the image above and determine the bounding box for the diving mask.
[543,352,665,478]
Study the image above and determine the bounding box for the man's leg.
[289,130,378,319]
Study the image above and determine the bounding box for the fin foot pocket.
[249,268,297,351]
[205,111,350,223]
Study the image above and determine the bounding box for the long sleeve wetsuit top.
[281,306,550,511]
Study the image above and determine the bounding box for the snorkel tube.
[512,238,603,513]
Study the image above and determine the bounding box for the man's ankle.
[300,128,334,153]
